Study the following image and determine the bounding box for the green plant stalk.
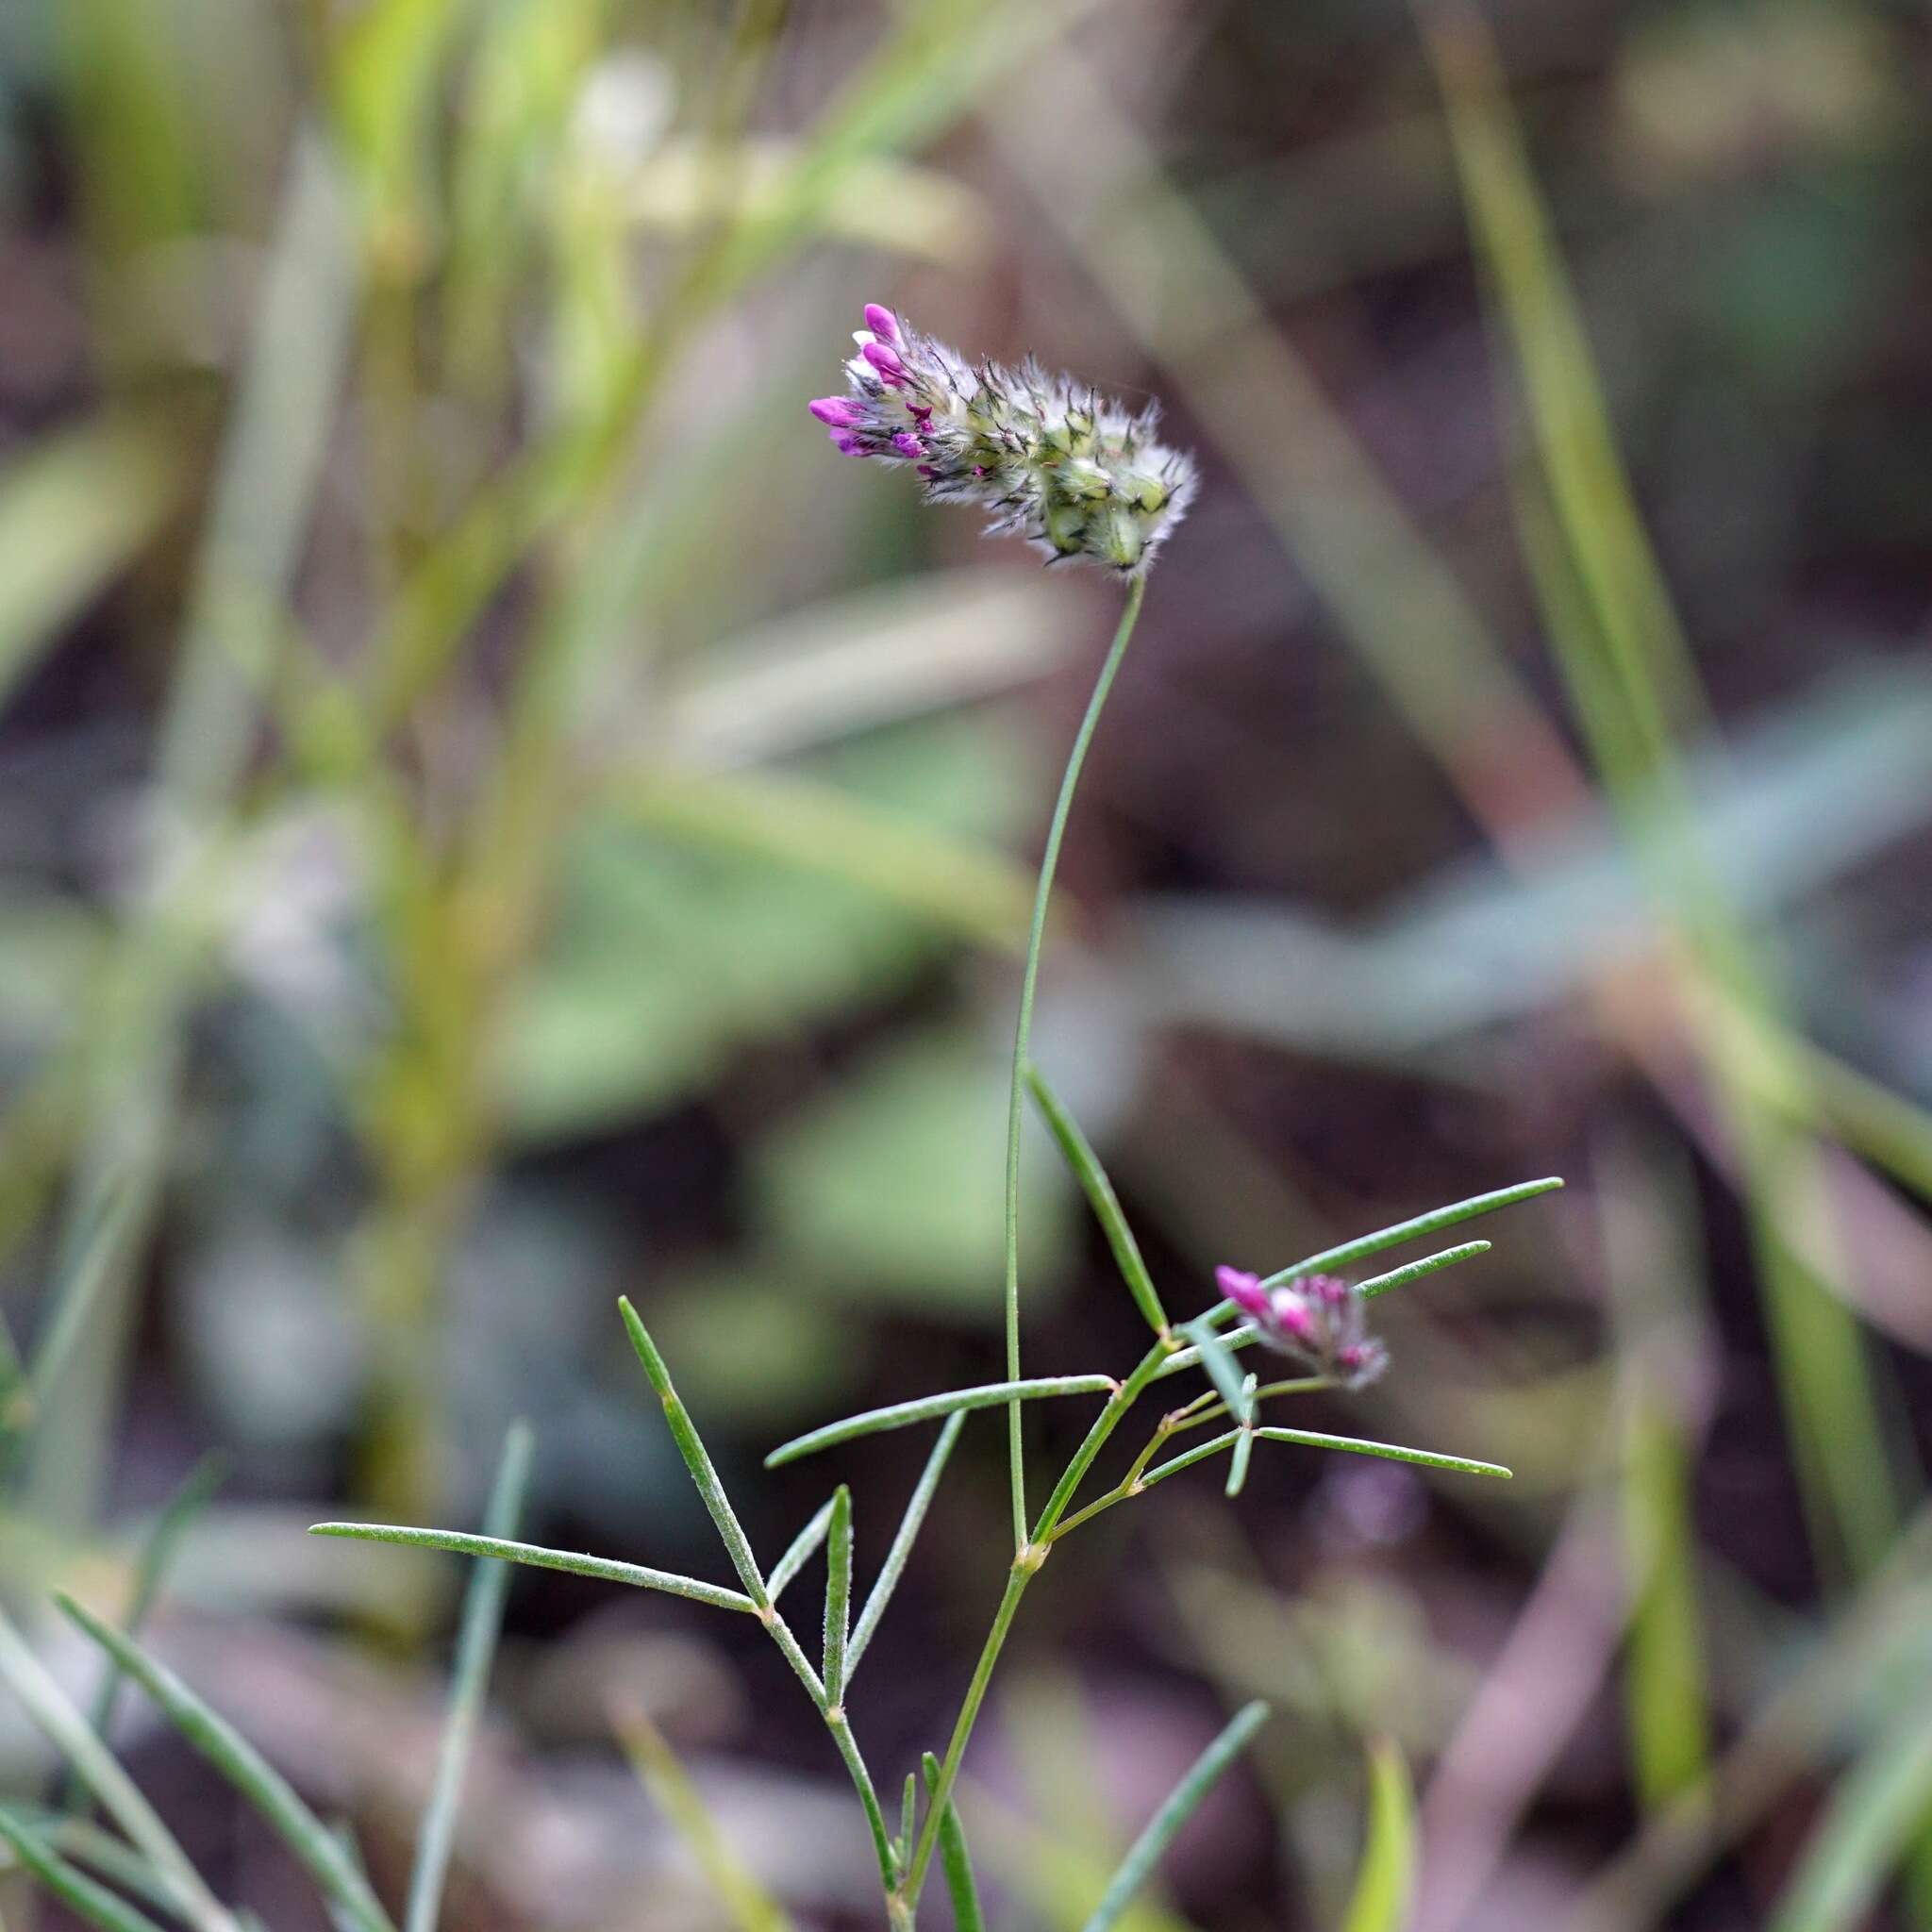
[1001,575,1146,1549]
[62,1449,230,1816]
[0,1607,232,1932]
[404,1421,532,1932]
[56,1595,394,1932]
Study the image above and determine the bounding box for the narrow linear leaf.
[1224,1379,1258,1498]
[849,1409,963,1676]
[65,1450,231,1815]
[900,1774,918,1870]
[1180,1317,1251,1424]
[1080,1701,1270,1932]
[822,1486,853,1709]
[308,1524,758,1614]
[922,1751,986,1932]
[0,1607,230,1932]
[1353,1239,1491,1300]
[619,1299,770,1608]
[1257,1177,1563,1293]
[404,1421,533,1932]
[0,1807,169,1932]
[1025,1064,1168,1335]
[770,1498,837,1603]
[56,1595,395,1932]
[1341,1739,1416,1932]
[613,1703,792,1932]
[1769,1686,1932,1932]
[766,1376,1115,1468]
[1255,1428,1511,1480]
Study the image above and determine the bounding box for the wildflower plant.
[0,308,1562,1932]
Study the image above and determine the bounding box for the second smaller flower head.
[1215,1266,1390,1391]
[808,302,1196,579]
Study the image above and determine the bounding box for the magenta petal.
[830,430,867,456]
[891,432,924,458]
[862,303,901,343]
[809,396,865,428]
[1215,1265,1269,1318]
[861,341,907,383]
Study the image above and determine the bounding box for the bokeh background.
[4,0,1932,1925]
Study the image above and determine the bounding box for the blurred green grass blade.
[1078,1700,1269,1932]
[56,1594,395,1932]
[619,1299,771,1610]
[307,1524,758,1614]
[612,1703,793,1932]
[1341,1739,1416,1932]
[0,417,176,718]
[27,128,358,1533]
[765,1376,1115,1468]
[922,1751,986,1932]
[1257,1178,1562,1292]
[1025,1065,1169,1336]
[1426,8,1902,1582]
[770,1497,836,1604]
[0,1606,230,1931]
[1224,1410,1257,1499]
[1622,1393,1710,1809]
[8,1177,143,1472]
[607,766,1033,955]
[64,1449,231,1814]
[1255,1428,1511,1481]
[849,1409,962,1677]
[8,1809,189,1919]
[1351,1240,1490,1300]
[1179,1317,1252,1424]
[403,1421,532,1932]
[821,1485,853,1710]
[1768,1687,1932,1932]
[0,1807,169,1932]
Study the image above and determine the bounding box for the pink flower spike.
[830,430,867,457]
[862,303,901,343]
[891,432,924,458]
[1216,1266,1270,1319]
[862,341,907,384]
[809,396,865,428]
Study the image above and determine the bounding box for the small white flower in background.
[809,302,1197,579]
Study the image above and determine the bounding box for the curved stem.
[1002,576,1147,1550]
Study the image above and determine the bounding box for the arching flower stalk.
[809,302,1197,578]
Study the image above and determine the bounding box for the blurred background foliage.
[2,0,1932,1924]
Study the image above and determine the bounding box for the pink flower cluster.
[1214,1266,1389,1390]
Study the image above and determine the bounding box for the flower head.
[1215,1265,1390,1391]
[808,301,1197,579]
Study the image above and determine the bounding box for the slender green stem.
[826,1710,898,1895]
[405,1422,531,1932]
[1003,576,1148,1549]
[903,1559,1037,1911]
